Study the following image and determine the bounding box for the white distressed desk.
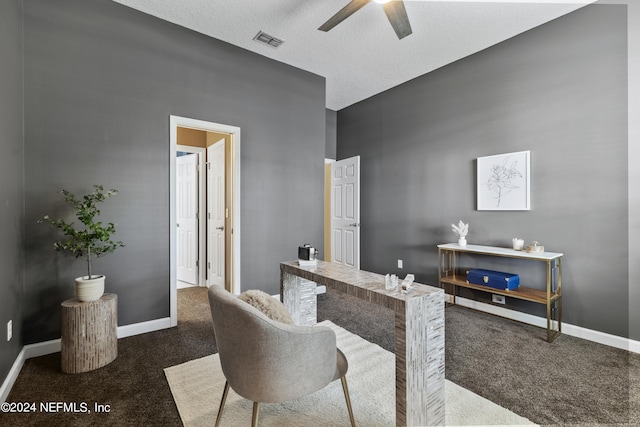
[280,260,445,427]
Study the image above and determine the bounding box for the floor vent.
[253,31,284,48]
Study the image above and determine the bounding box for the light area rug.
[165,321,537,427]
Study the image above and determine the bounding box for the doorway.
[169,116,241,327]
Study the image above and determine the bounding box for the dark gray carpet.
[318,290,639,426]
[1,287,638,426]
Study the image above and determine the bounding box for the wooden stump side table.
[61,293,118,374]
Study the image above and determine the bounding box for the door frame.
[169,115,242,327]
[175,145,206,287]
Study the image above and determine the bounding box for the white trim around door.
[169,115,242,328]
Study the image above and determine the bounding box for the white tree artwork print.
[477,150,530,211]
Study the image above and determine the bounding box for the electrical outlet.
[7,320,12,342]
[398,259,403,269]
[492,294,506,305]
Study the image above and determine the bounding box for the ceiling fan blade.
[383,0,412,39]
[318,0,371,32]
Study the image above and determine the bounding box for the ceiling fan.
[318,0,412,40]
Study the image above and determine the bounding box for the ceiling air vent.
[253,31,284,48]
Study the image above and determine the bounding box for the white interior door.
[330,156,360,269]
[176,153,199,284]
[207,140,225,287]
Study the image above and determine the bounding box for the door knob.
[216,226,224,231]
[348,223,360,227]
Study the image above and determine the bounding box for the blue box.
[466,269,520,291]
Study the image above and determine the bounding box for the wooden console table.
[280,260,445,427]
[61,293,118,374]
[438,244,562,342]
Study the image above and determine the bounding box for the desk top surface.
[281,260,442,304]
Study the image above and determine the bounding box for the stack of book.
[298,259,318,267]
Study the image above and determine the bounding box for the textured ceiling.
[112,0,596,110]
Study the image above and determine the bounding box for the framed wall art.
[477,150,530,211]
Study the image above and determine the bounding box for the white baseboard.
[23,338,62,359]
[117,317,172,339]
[562,322,640,353]
[0,347,26,404]
[0,339,60,403]
[454,296,640,353]
[1,317,173,403]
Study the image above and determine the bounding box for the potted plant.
[39,185,125,302]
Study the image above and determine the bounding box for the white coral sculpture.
[451,220,469,238]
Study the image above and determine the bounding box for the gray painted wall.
[626,0,640,347]
[0,0,24,387]
[23,0,325,343]
[325,109,337,159]
[596,0,640,354]
[337,5,630,338]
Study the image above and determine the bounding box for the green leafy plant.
[38,185,125,279]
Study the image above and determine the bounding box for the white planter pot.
[458,237,467,247]
[75,275,105,302]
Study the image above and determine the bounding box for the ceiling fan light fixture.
[319,0,411,40]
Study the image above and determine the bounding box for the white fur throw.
[238,290,294,324]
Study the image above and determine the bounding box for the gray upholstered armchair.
[207,285,356,427]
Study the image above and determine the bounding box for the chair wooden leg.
[251,402,260,427]
[341,376,356,427]
[215,381,230,427]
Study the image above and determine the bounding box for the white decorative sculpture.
[401,274,415,293]
[451,220,469,247]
